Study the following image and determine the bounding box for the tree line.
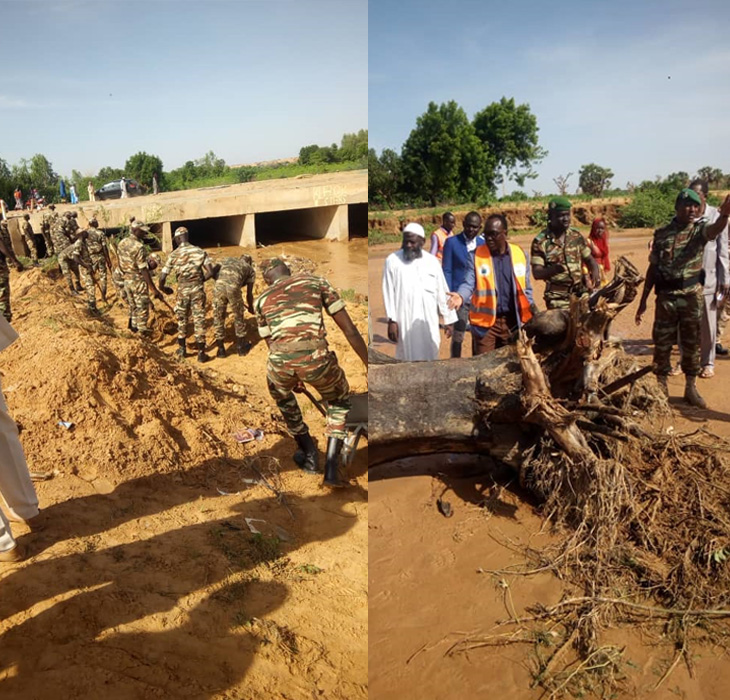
[0,129,367,206]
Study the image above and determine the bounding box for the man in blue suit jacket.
[442,211,484,357]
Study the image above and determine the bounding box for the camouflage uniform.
[50,216,77,288]
[160,241,210,344]
[0,221,13,321]
[530,228,593,309]
[255,274,350,440]
[213,256,255,341]
[117,236,152,332]
[650,218,709,377]
[20,220,38,262]
[86,228,109,298]
[41,210,58,255]
[60,235,95,305]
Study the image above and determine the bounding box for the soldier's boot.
[196,341,210,363]
[128,317,137,333]
[67,281,80,297]
[684,376,707,409]
[75,280,83,293]
[236,337,252,356]
[293,432,319,474]
[450,341,462,359]
[176,338,186,358]
[87,302,99,316]
[216,340,227,358]
[323,437,346,488]
[656,374,669,398]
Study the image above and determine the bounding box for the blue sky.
[0,0,367,178]
[369,0,730,194]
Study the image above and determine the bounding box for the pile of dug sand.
[2,268,280,486]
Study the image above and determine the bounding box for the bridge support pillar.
[161,221,173,252]
[238,214,256,248]
[323,204,348,241]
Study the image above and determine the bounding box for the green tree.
[97,166,125,183]
[299,144,320,165]
[401,101,493,206]
[368,148,403,208]
[125,151,164,189]
[339,129,368,162]
[472,97,546,187]
[195,151,226,177]
[696,166,724,187]
[578,163,614,197]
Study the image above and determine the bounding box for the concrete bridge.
[6,170,367,254]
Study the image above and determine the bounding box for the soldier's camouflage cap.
[548,196,572,212]
[676,188,702,207]
[260,257,286,274]
[173,226,188,238]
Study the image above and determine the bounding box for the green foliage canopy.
[472,97,546,187]
[124,152,164,189]
[578,163,614,197]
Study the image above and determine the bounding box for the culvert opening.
[170,216,246,249]
[255,207,337,244]
[348,203,367,238]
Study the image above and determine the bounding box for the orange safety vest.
[469,243,533,328]
[432,227,451,261]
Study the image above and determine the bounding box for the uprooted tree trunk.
[370,256,730,696]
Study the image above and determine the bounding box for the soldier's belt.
[655,274,701,293]
[270,339,327,353]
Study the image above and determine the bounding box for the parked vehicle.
[95,178,144,200]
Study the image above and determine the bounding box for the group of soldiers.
[0,207,368,487]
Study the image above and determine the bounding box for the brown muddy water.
[207,238,368,297]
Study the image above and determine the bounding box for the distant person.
[0,315,45,563]
[382,222,458,361]
[59,179,67,203]
[20,214,38,264]
[159,227,214,362]
[152,173,159,195]
[442,211,484,358]
[120,178,128,198]
[531,197,600,309]
[88,181,95,202]
[69,184,78,205]
[13,187,22,210]
[588,217,610,286]
[452,214,536,354]
[429,212,456,263]
[635,189,730,408]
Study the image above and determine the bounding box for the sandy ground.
[368,230,730,699]
[0,237,368,699]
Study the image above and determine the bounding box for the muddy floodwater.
[205,238,369,297]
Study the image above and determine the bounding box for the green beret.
[676,188,702,207]
[548,196,572,212]
[261,257,286,274]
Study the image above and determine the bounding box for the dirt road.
[0,239,367,699]
[369,230,730,699]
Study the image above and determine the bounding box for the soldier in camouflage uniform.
[20,214,38,264]
[212,254,255,358]
[86,218,112,302]
[255,258,367,487]
[636,189,730,408]
[531,197,600,309]
[0,219,23,322]
[51,211,82,294]
[61,229,99,314]
[117,223,164,335]
[159,227,214,362]
[40,204,58,256]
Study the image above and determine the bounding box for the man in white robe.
[382,222,458,361]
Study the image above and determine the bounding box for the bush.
[618,189,675,228]
[500,190,529,202]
